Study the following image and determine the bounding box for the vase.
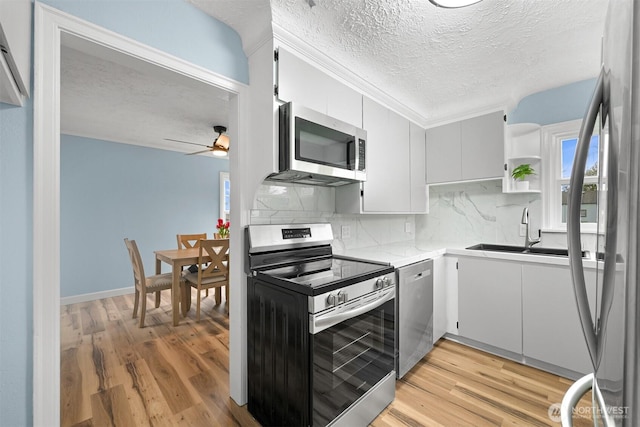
[514,180,530,191]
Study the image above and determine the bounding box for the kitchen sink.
[466,243,525,253]
[466,243,588,258]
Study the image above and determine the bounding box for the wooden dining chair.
[176,233,207,249]
[183,239,229,321]
[177,233,209,297]
[124,238,184,328]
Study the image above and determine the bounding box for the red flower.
[225,221,230,229]
[217,218,224,227]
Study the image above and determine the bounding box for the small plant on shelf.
[511,163,535,181]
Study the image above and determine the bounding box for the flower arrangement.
[216,218,230,239]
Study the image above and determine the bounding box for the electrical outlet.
[519,224,527,237]
[341,225,351,239]
[405,222,412,233]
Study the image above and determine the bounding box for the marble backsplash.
[415,179,598,253]
[416,180,541,248]
[250,179,598,254]
[251,182,415,251]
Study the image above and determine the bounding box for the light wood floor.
[61,291,592,426]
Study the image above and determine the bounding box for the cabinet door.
[432,256,446,343]
[522,264,594,374]
[410,122,427,212]
[460,111,504,181]
[361,97,411,212]
[277,47,362,127]
[458,257,522,353]
[426,122,461,184]
[277,48,327,114]
[326,81,362,128]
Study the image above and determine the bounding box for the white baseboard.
[60,287,132,305]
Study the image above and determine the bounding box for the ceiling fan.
[165,125,230,157]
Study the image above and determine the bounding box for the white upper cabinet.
[410,121,427,212]
[276,47,362,128]
[0,0,31,106]
[361,97,411,212]
[336,97,427,214]
[460,111,505,180]
[426,110,505,184]
[426,121,461,184]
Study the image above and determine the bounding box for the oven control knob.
[326,293,338,306]
[375,278,385,290]
[337,291,348,304]
[383,277,392,288]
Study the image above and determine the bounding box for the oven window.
[295,117,354,170]
[311,299,394,426]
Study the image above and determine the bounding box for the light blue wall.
[508,78,597,125]
[61,135,228,298]
[0,97,34,427]
[42,0,249,84]
[0,1,247,425]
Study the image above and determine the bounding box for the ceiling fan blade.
[186,148,213,155]
[164,138,209,147]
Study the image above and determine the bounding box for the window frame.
[219,171,230,222]
[541,119,599,233]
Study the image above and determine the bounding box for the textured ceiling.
[60,41,230,155]
[200,0,607,125]
[61,0,608,155]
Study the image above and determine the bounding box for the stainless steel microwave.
[267,102,367,186]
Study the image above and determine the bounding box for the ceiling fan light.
[215,134,230,149]
[212,145,228,157]
[429,0,482,8]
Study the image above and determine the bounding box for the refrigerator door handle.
[567,68,605,369]
[560,373,593,426]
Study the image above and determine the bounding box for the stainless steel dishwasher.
[396,259,433,378]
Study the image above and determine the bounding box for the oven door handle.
[311,288,395,334]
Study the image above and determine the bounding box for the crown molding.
[272,22,427,127]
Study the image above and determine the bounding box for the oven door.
[309,288,395,427]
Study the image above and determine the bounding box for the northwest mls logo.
[549,402,630,423]
[548,403,562,423]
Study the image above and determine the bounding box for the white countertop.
[335,241,602,269]
[447,247,600,269]
[335,241,446,268]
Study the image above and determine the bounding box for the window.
[220,171,230,222]
[542,120,604,232]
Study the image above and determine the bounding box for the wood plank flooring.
[62,291,592,426]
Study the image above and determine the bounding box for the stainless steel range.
[246,223,396,427]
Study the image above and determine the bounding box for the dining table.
[154,246,211,326]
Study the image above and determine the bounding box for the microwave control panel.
[358,139,366,171]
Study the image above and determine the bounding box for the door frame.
[33,2,249,423]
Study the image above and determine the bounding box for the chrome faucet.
[521,207,541,249]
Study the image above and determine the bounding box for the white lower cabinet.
[522,264,595,374]
[457,257,522,354]
[432,256,446,343]
[457,255,597,375]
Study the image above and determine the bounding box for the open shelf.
[504,123,541,193]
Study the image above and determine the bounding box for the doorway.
[33,3,248,423]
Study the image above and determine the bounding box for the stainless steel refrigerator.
[564,0,640,425]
